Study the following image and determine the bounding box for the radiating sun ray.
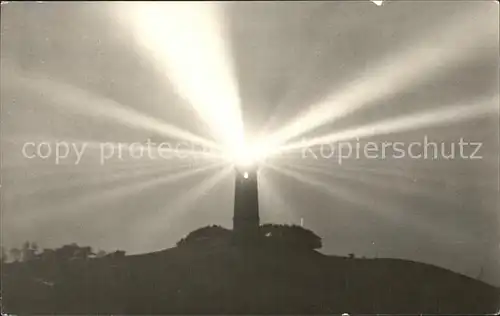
[113,2,245,152]
[263,6,497,149]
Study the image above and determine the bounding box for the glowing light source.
[243,172,249,179]
[235,154,255,168]
[227,141,273,169]
[232,148,257,168]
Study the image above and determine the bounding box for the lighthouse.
[233,166,260,241]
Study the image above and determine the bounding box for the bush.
[260,224,322,250]
[177,225,232,247]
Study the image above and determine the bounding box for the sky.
[1,1,499,286]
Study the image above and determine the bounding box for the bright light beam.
[2,64,218,150]
[258,171,295,223]
[279,160,454,204]
[265,161,389,213]
[114,2,245,152]
[264,6,497,149]
[5,159,196,202]
[265,161,473,244]
[279,97,498,152]
[68,161,225,215]
[164,166,233,223]
[141,166,234,249]
[18,161,225,222]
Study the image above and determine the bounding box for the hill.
[2,239,499,314]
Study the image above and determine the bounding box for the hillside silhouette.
[2,225,499,314]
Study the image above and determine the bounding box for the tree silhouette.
[55,243,81,261]
[106,250,126,258]
[37,248,56,262]
[74,246,94,260]
[9,247,21,262]
[175,224,322,250]
[21,241,39,262]
[95,250,107,258]
[44,243,98,261]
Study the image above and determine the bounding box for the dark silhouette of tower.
[233,167,260,241]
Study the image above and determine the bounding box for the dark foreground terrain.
[2,240,499,315]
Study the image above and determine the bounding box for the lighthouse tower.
[233,166,260,241]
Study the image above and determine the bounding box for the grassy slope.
[3,243,499,314]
